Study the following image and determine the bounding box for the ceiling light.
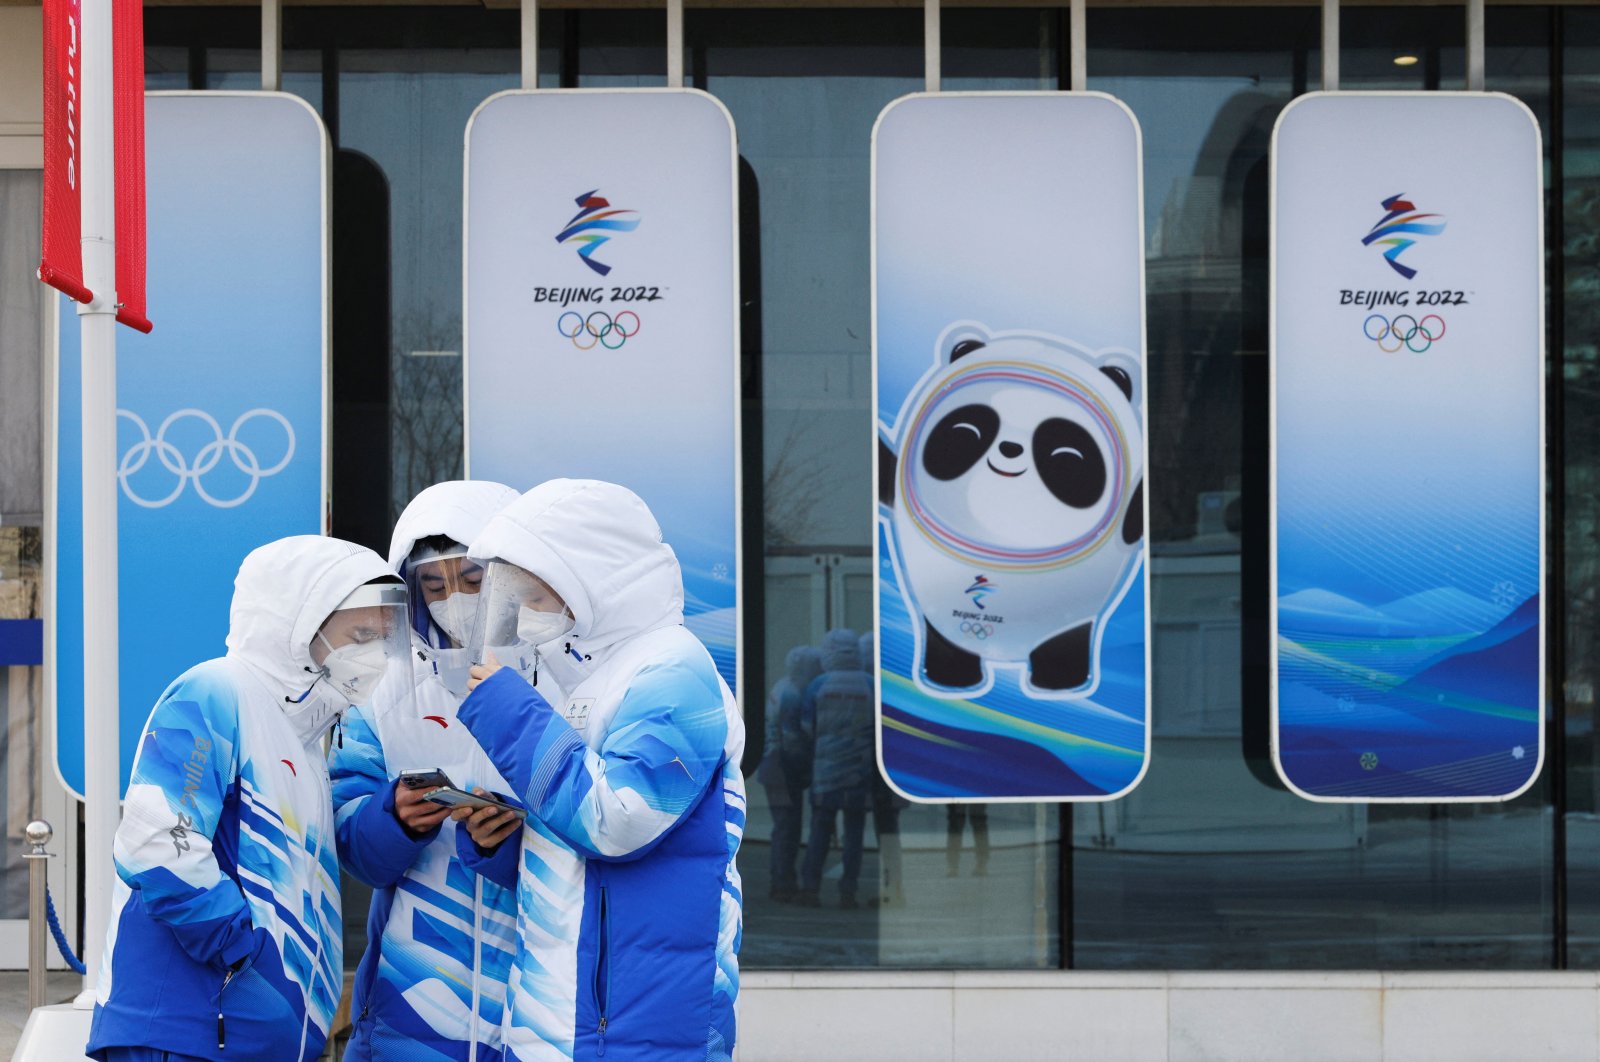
[1393,55,1420,67]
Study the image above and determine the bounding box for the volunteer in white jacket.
[87,536,407,1062]
[452,479,745,1062]
[331,479,551,1062]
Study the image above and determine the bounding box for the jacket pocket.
[593,886,611,1057]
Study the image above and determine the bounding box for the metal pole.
[1068,0,1085,92]
[666,0,684,89]
[74,0,119,1006]
[26,821,53,1011]
[1321,0,1339,91]
[925,0,939,93]
[262,0,282,92]
[1466,0,1485,91]
[521,0,539,90]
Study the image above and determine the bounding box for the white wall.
[739,970,1600,1062]
[0,7,43,169]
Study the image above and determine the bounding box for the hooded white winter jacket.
[456,479,745,1062]
[88,536,393,1062]
[332,479,539,1062]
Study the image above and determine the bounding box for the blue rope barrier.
[45,886,86,975]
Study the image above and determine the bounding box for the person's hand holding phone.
[453,787,523,850]
[394,780,453,835]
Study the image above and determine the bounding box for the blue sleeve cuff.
[454,820,519,890]
[345,782,434,887]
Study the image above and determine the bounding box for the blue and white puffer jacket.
[457,479,746,1062]
[88,536,393,1062]
[333,478,562,1062]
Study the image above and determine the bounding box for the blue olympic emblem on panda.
[959,620,995,640]
[1363,313,1446,353]
[557,310,640,351]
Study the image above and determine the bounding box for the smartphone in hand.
[398,767,455,790]
[423,787,528,819]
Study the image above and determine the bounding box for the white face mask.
[317,633,389,706]
[517,605,574,647]
[427,592,478,643]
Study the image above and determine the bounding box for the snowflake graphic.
[1492,580,1518,610]
[1337,696,1356,715]
[1359,751,1379,771]
[1512,746,1526,761]
[711,563,729,582]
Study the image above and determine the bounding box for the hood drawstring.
[332,711,344,748]
[286,665,324,705]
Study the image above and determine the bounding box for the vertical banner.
[1271,92,1544,802]
[873,94,1150,802]
[53,93,329,796]
[112,0,150,333]
[465,89,740,695]
[39,0,91,304]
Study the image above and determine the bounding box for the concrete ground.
[0,972,84,1060]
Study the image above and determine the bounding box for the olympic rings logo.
[117,409,296,509]
[1363,313,1446,353]
[557,310,640,351]
[959,620,994,640]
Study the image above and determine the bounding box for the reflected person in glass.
[797,628,876,909]
[757,645,823,902]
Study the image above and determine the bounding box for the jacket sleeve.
[458,663,728,862]
[330,705,435,888]
[453,817,521,890]
[112,677,258,971]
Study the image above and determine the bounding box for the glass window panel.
[694,8,1061,969]
[0,170,44,921]
[131,2,1592,976]
[1561,5,1600,968]
[1073,6,1553,970]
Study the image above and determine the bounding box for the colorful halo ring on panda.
[898,359,1133,571]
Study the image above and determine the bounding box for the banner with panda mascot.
[873,93,1150,802]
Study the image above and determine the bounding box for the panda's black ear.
[1101,365,1134,401]
[949,338,986,362]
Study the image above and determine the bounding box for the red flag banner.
[39,0,92,304]
[113,0,150,333]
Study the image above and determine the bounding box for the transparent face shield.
[308,582,412,708]
[466,559,573,685]
[407,544,489,648]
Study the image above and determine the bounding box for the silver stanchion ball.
[25,820,52,851]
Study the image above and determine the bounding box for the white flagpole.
[73,0,120,1005]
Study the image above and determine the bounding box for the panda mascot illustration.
[878,321,1145,699]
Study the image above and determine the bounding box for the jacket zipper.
[469,876,483,1062]
[217,965,237,1049]
[595,884,610,1057]
[294,759,330,1062]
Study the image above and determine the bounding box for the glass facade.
[115,3,1600,972]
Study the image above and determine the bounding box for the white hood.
[469,479,684,656]
[387,479,523,571]
[225,535,397,743]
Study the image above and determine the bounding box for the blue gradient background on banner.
[465,91,739,691]
[1273,93,1543,800]
[55,94,326,796]
[875,94,1149,800]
